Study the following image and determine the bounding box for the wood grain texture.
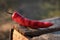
[12,29,28,40]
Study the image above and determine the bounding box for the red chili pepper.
[12,11,53,29]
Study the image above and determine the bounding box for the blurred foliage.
[0,0,60,20]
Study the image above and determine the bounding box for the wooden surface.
[12,29,28,40]
[11,17,60,40]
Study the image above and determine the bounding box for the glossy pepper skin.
[12,11,53,29]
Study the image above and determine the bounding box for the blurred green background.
[0,0,60,40]
[0,0,60,20]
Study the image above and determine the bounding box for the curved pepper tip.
[44,22,54,27]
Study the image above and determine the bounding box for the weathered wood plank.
[12,29,29,40]
[11,17,60,40]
